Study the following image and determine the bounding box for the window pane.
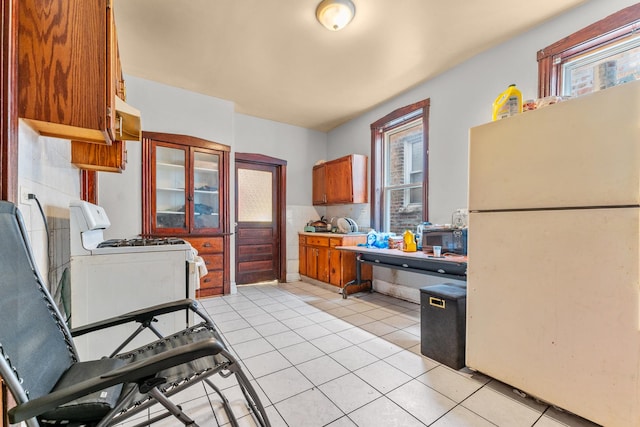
[410,186,422,204]
[562,34,640,97]
[385,120,423,187]
[385,188,423,235]
[193,152,220,229]
[155,146,186,229]
[238,169,273,222]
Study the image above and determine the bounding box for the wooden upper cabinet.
[312,154,368,206]
[312,164,327,204]
[18,0,139,146]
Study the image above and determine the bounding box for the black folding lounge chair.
[0,201,270,426]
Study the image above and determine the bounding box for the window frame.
[537,3,640,98]
[370,99,430,232]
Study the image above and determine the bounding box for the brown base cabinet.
[187,237,225,298]
[299,233,372,295]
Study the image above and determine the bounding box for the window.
[371,99,429,234]
[537,3,640,98]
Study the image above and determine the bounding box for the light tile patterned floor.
[118,281,601,427]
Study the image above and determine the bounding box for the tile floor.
[119,281,600,427]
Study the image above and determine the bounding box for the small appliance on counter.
[305,217,332,232]
[422,225,467,255]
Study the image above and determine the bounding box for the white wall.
[98,78,329,284]
[17,120,80,312]
[326,0,639,299]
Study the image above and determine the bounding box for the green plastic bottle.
[492,84,523,121]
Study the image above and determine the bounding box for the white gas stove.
[69,200,197,359]
[70,200,192,255]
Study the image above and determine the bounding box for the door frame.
[234,153,287,283]
[1,0,18,203]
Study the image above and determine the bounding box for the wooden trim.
[221,148,231,293]
[235,152,288,283]
[537,3,640,97]
[235,152,287,166]
[80,170,98,203]
[370,98,430,230]
[142,131,230,152]
[0,378,6,427]
[1,0,18,203]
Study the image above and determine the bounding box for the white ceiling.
[113,0,587,132]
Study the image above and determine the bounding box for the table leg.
[342,253,372,299]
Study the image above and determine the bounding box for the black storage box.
[420,283,467,369]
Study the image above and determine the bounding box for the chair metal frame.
[0,201,270,427]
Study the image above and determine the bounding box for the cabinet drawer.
[200,253,223,271]
[329,238,344,248]
[200,270,223,288]
[188,237,223,253]
[306,236,329,247]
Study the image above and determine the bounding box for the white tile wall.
[17,120,80,313]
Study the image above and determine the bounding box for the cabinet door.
[299,237,307,276]
[306,247,318,279]
[153,143,189,233]
[191,149,221,232]
[325,157,353,204]
[312,165,326,205]
[329,248,342,287]
[317,246,330,283]
[18,0,115,144]
[71,140,126,173]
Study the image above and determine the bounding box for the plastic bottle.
[492,84,523,121]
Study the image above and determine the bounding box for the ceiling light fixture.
[316,0,355,31]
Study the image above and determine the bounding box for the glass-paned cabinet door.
[155,145,187,231]
[192,150,220,230]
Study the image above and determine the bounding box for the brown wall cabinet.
[70,37,130,173]
[18,0,139,150]
[312,154,368,205]
[19,0,139,173]
[299,233,372,294]
[71,140,126,173]
[142,132,231,297]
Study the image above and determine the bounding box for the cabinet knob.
[203,242,212,248]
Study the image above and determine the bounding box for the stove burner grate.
[97,237,187,248]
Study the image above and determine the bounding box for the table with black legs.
[337,246,467,299]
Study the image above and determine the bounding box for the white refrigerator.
[466,79,640,427]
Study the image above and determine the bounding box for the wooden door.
[235,154,287,285]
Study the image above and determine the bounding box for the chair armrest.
[70,299,197,337]
[8,338,225,424]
